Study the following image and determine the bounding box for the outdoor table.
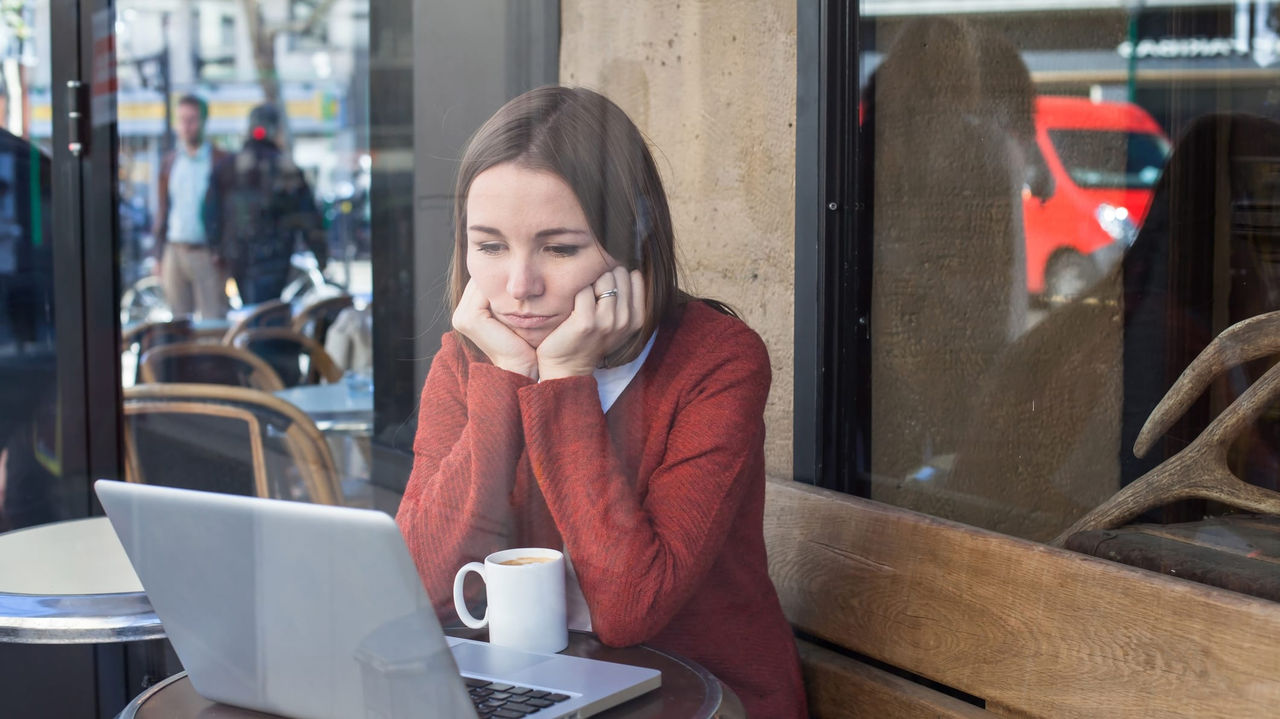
[119,629,745,718]
[0,517,163,644]
[274,380,375,504]
[121,316,234,388]
[273,380,373,434]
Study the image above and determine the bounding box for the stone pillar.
[560,1,798,476]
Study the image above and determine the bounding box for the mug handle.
[453,562,488,629]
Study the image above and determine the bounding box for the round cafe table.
[0,516,163,644]
[120,629,746,719]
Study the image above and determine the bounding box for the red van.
[1024,96,1171,300]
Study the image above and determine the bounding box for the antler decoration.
[1051,310,1280,547]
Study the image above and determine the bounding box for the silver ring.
[595,288,619,302]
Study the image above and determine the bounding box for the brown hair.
[177,94,208,122]
[449,86,722,367]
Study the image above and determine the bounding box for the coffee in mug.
[497,556,554,566]
[453,548,567,654]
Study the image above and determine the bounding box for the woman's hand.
[537,267,646,380]
[452,279,539,378]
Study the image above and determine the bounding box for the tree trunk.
[240,0,281,108]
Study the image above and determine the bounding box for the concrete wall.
[560,0,798,476]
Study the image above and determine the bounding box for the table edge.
[632,642,724,719]
[118,671,189,719]
[120,633,734,719]
[0,590,164,644]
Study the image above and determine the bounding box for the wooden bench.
[763,479,1280,717]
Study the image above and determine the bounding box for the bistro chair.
[122,317,227,349]
[231,327,344,387]
[138,342,286,392]
[121,317,194,355]
[123,318,190,388]
[222,299,292,344]
[122,318,212,387]
[122,383,341,505]
[292,293,354,346]
[322,304,373,374]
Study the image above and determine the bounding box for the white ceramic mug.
[453,547,568,654]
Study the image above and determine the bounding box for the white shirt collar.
[178,142,210,163]
[593,333,656,413]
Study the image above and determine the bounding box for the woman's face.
[465,163,618,348]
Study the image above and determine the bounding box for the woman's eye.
[545,245,580,258]
[474,243,504,255]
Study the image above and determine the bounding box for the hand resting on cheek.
[537,266,646,381]
[451,279,539,379]
[452,266,646,381]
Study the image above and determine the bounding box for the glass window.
[114,0,382,505]
[851,3,1280,544]
[0,0,64,533]
[108,1,562,511]
[220,15,235,51]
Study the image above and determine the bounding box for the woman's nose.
[506,259,543,300]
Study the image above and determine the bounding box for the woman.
[396,86,806,717]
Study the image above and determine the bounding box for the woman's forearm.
[397,351,534,614]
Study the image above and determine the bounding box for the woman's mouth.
[500,313,557,329]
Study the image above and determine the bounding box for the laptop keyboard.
[464,677,572,718]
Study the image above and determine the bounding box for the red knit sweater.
[396,301,807,718]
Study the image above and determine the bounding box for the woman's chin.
[511,326,550,349]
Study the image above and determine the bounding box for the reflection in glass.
[1049,129,1171,190]
[858,6,1280,546]
[0,0,61,533]
[114,0,370,324]
[113,0,375,507]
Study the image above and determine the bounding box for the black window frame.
[794,0,870,495]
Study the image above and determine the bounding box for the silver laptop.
[95,480,660,719]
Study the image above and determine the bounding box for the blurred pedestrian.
[154,95,229,319]
[203,103,327,305]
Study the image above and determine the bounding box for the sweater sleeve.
[395,333,535,616]
[518,320,771,647]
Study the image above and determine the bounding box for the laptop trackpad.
[450,641,556,678]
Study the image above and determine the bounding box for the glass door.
[112,0,378,506]
[0,0,130,716]
[0,0,62,533]
[2,2,560,715]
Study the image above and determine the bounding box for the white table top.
[0,517,143,595]
[274,381,374,435]
[273,382,373,417]
[0,516,161,644]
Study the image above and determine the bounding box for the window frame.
[794,0,871,494]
